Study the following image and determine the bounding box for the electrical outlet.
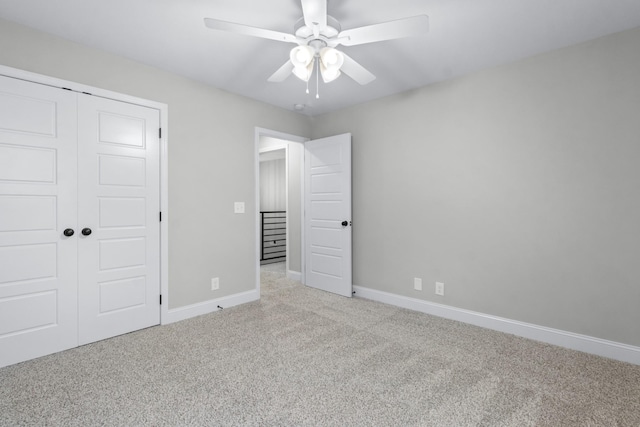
[435,281,444,296]
[211,277,220,290]
[234,202,245,214]
[414,277,422,291]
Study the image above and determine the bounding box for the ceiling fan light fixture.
[319,47,344,83]
[292,60,314,82]
[290,45,314,67]
[320,64,341,83]
[320,47,344,69]
[290,45,316,82]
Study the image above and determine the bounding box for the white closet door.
[77,94,160,345]
[0,76,78,368]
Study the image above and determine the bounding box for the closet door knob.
[81,228,92,236]
[63,228,75,237]
[341,221,349,227]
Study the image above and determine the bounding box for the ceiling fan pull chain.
[316,59,320,99]
[306,78,309,94]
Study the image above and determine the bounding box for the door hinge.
[159,128,162,139]
[159,212,162,222]
[160,295,162,305]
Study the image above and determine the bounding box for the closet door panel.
[77,94,160,345]
[0,76,78,368]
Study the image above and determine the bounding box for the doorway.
[254,129,353,298]
[255,128,307,292]
[259,148,287,267]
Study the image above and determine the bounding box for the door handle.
[81,228,92,236]
[63,228,75,237]
[341,221,349,227]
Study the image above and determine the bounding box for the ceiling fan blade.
[300,0,327,30]
[204,18,298,44]
[268,60,294,82]
[338,15,429,47]
[340,53,376,85]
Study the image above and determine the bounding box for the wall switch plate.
[414,278,422,291]
[211,277,219,290]
[435,281,444,296]
[234,202,245,214]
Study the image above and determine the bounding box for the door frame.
[254,127,308,293]
[0,65,170,325]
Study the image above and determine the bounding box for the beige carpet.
[1,270,639,426]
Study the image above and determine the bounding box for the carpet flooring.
[1,270,639,426]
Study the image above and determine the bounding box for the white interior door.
[304,133,352,297]
[0,76,78,367]
[77,94,161,345]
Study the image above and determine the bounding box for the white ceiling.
[1,0,640,116]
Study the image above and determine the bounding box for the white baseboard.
[287,270,301,281]
[353,285,640,366]
[162,289,259,325]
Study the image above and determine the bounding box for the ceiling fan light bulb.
[320,47,344,69]
[290,45,314,67]
[295,50,308,63]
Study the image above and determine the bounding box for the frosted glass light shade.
[320,65,341,83]
[320,47,344,68]
[292,60,314,82]
[319,47,344,83]
[290,45,316,82]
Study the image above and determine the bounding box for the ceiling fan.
[204,0,428,97]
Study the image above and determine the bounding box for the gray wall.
[0,18,311,309]
[311,27,640,347]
